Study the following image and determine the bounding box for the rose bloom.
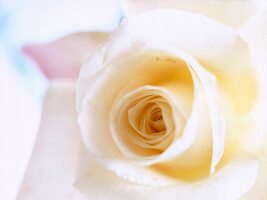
[75,8,267,200]
[5,1,267,200]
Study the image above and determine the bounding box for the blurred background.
[0,0,123,99]
[0,1,123,199]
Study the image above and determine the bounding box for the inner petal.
[110,85,186,160]
[128,96,170,151]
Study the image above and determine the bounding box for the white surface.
[0,45,42,200]
[17,81,84,200]
[5,0,122,46]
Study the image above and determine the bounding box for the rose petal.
[238,8,267,199]
[77,9,255,115]
[17,81,83,200]
[123,0,267,28]
[240,145,267,200]
[75,148,258,200]
[236,8,267,153]
[111,86,181,155]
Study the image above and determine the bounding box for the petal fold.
[75,149,258,200]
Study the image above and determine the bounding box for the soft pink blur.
[22,32,108,80]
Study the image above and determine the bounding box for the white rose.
[76,8,267,200]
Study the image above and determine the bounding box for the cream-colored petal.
[105,9,251,74]
[240,144,267,200]
[186,60,224,173]
[167,47,224,172]
[238,9,267,200]
[123,0,267,28]
[131,47,224,172]
[17,81,84,200]
[238,8,267,153]
[110,85,184,161]
[77,9,252,112]
[75,148,258,200]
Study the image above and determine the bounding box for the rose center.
[110,86,186,160]
[128,99,170,152]
[148,107,165,132]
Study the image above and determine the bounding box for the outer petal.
[77,9,252,112]
[123,0,267,28]
[17,81,84,200]
[239,8,267,200]
[0,45,41,200]
[240,144,267,200]
[75,148,258,200]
